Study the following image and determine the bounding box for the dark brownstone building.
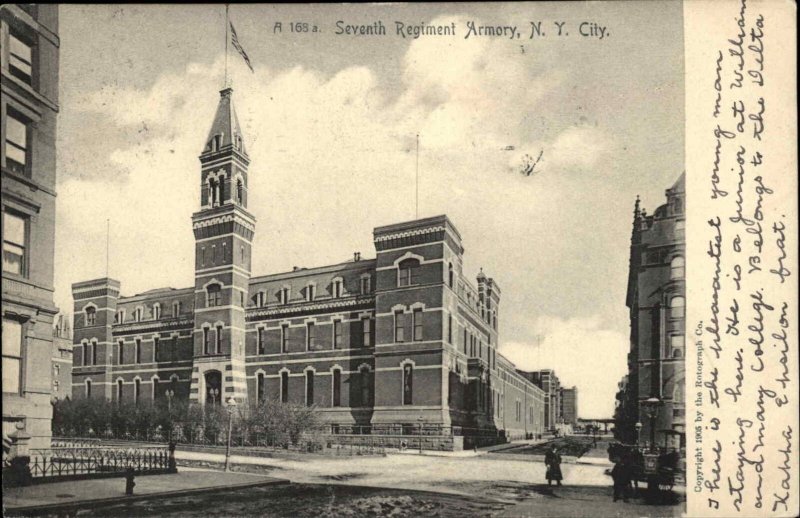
[2,4,60,452]
[620,173,685,450]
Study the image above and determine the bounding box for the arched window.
[280,371,289,403]
[360,366,372,407]
[209,178,218,206]
[331,368,342,407]
[85,379,92,398]
[331,279,343,298]
[305,370,314,407]
[670,296,685,319]
[134,379,141,405]
[280,287,290,305]
[116,379,123,402]
[206,284,222,307]
[402,363,413,405]
[134,307,143,322]
[85,306,96,326]
[236,179,243,204]
[153,303,161,320]
[398,259,420,287]
[448,263,454,288]
[257,372,266,404]
[670,256,685,280]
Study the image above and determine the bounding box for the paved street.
[2,470,287,514]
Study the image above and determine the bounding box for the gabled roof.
[202,87,246,155]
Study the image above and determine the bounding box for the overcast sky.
[54,2,684,419]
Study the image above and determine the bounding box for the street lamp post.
[418,416,424,454]
[224,397,237,472]
[642,397,662,452]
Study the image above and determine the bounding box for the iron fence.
[25,445,171,479]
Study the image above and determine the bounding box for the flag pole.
[224,4,229,88]
[415,133,419,219]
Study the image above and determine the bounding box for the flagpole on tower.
[224,4,230,88]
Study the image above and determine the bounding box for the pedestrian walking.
[611,456,631,502]
[544,445,563,486]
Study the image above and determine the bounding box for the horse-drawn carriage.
[607,441,682,492]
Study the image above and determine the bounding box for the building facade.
[519,369,562,431]
[560,386,578,427]
[2,4,60,452]
[69,88,546,444]
[51,314,72,401]
[622,174,685,450]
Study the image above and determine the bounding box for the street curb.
[3,477,290,516]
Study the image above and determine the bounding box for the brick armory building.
[70,88,546,445]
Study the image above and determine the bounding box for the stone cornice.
[113,317,194,335]
[247,295,375,321]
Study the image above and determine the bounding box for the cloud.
[500,315,629,419]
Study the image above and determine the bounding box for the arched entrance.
[205,370,222,405]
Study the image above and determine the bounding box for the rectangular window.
[305,370,314,406]
[173,302,181,317]
[2,210,27,276]
[447,315,452,344]
[362,317,371,347]
[90,341,97,366]
[306,322,315,350]
[360,276,370,294]
[413,309,423,341]
[281,324,289,353]
[135,339,142,364]
[333,320,342,349]
[8,33,33,85]
[394,311,405,342]
[332,370,341,407]
[203,328,210,354]
[215,325,223,353]
[2,318,23,394]
[153,337,160,362]
[117,340,124,365]
[280,372,289,403]
[402,364,413,405]
[257,374,265,404]
[257,328,265,354]
[4,111,29,175]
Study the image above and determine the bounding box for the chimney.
[354,252,361,262]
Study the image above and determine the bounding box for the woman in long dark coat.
[545,446,563,486]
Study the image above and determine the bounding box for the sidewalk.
[3,469,288,515]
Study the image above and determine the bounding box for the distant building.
[2,4,61,452]
[560,386,578,427]
[622,174,685,450]
[519,369,561,431]
[69,87,546,446]
[52,315,72,401]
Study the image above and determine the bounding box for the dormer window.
[85,307,96,326]
[280,287,290,305]
[206,284,222,307]
[332,279,343,298]
[397,259,420,287]
[172,301,181,317]
[255,291,266,307]
[212,134,222,152]
[360,276,371,295]
[306,284,315,302]
[153,304,161,320]
[133,307,143,322]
